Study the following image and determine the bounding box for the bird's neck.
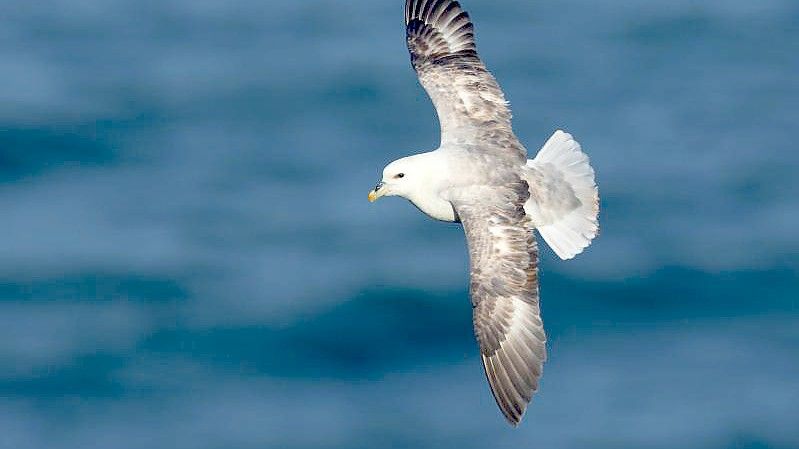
[405,151,458,222]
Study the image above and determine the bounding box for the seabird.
[368,0,599,426]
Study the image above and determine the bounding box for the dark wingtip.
[405,0,478,67]
[481,354,530,427]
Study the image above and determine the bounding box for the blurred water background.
[1,0,798,448]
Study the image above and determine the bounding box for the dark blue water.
[1,1,797,448]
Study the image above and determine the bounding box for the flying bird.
[368,0,599,426]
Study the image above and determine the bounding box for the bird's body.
[369,0,599,426]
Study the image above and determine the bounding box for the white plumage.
[527,130,600,260]
[369,0,600,426]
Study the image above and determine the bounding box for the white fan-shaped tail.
[525,130,599,260]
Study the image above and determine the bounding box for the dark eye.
[396,173,405,179]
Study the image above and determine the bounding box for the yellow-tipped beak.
[368,182,386,203]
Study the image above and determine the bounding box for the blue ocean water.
[1,0,797,448]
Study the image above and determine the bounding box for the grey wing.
[405,0,524,161]
[451,182,547,426]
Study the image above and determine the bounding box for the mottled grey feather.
[449,181,547,426]
[405,0,525,162]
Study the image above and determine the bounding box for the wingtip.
[503,410,525,427]
[481,352,535,427]
[405,0,477,59]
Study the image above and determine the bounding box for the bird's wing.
[405,0,524,161]
[450,181,547,426]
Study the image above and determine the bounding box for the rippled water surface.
[1,1,797,448]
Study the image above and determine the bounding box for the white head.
[368,152,457,222]
[368,154,429,203]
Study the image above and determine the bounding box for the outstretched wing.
[405,0,524,161]
[450,182,547,426]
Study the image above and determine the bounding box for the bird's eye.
[396,173,405,179]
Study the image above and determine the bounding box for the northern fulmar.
[368,0,599,426]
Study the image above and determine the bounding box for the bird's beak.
[368,181,386,202]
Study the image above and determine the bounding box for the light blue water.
[1,1,797,448]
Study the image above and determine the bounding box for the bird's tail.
[525,130,599,260]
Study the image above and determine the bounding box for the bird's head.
[368,156,417,202]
